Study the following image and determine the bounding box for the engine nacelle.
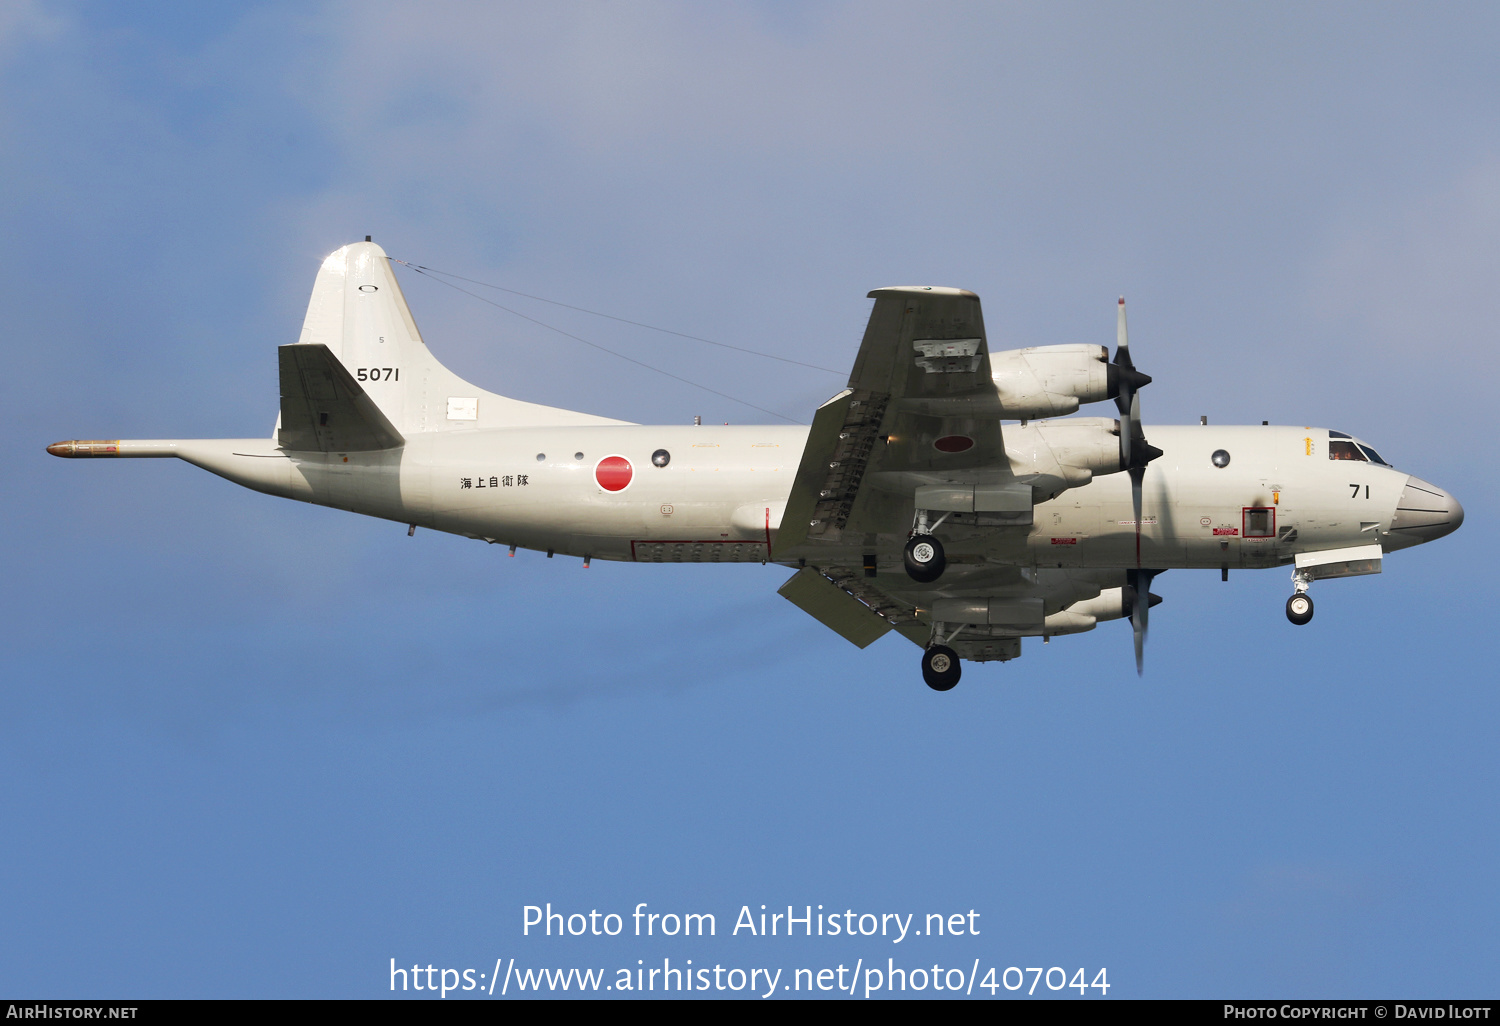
[1030,417,1124,477]
[1006,417,1124,502]
[991,344,1116,419]
[1066,587,1128,623]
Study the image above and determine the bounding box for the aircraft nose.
[1390,476,1464,543]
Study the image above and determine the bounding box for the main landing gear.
[1286,570,1314,625]
[922,645,961,691]
[904,508,948,583]
[904,534,946,582]
[922,620,964,691]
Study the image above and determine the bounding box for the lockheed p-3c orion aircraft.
[48,241,1464,690]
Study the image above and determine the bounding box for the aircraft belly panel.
[630,540,770,563]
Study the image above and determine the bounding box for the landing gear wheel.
[904,534,946,583]
[922,645,962,691]
[1286,593,1314,626]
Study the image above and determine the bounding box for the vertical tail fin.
[291,241,629,434]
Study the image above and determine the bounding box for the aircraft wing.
[776,287,1018,554]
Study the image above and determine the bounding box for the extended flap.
[778,568,894,649]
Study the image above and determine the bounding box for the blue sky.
[2,1,1497,998]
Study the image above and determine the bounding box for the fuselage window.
[1329,440,1367,462]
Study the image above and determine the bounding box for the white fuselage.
[165,421,1436,572]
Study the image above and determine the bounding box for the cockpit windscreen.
[1329,433,1391,466]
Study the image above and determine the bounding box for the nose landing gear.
[1286,570,1314,625]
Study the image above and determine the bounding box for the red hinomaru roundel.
[595,455,633,491]
[933,435,975,453]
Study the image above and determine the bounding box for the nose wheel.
[922,645,962,691]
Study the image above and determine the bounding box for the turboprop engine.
[1066,587,1131,623]
[1046,585,1161,633]
[924,585,1160,638]
[991,344,1117,419]
[1005,417,1125,502]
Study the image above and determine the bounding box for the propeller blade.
[1125,568,1163,676]
[1117,296,1129,360]
[1111,300,1162,491]
[1114,298,1136,423]
[1131,463,1145,566]
[1112,299,1150,381]
[1127,568,1152,634]
[1112,299,1152,464]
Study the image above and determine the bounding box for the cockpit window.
[1357,444,1390,466]
[1329,430,1352,439]
[1329,439,1367,462]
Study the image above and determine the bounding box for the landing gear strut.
[1286,570,1314,625]
[922,645,961,691]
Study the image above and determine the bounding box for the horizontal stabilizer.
[277,344,404,452]
[778,567,894,649]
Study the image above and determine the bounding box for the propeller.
[1124,568,1165,675]
[1113,298,1164,567]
